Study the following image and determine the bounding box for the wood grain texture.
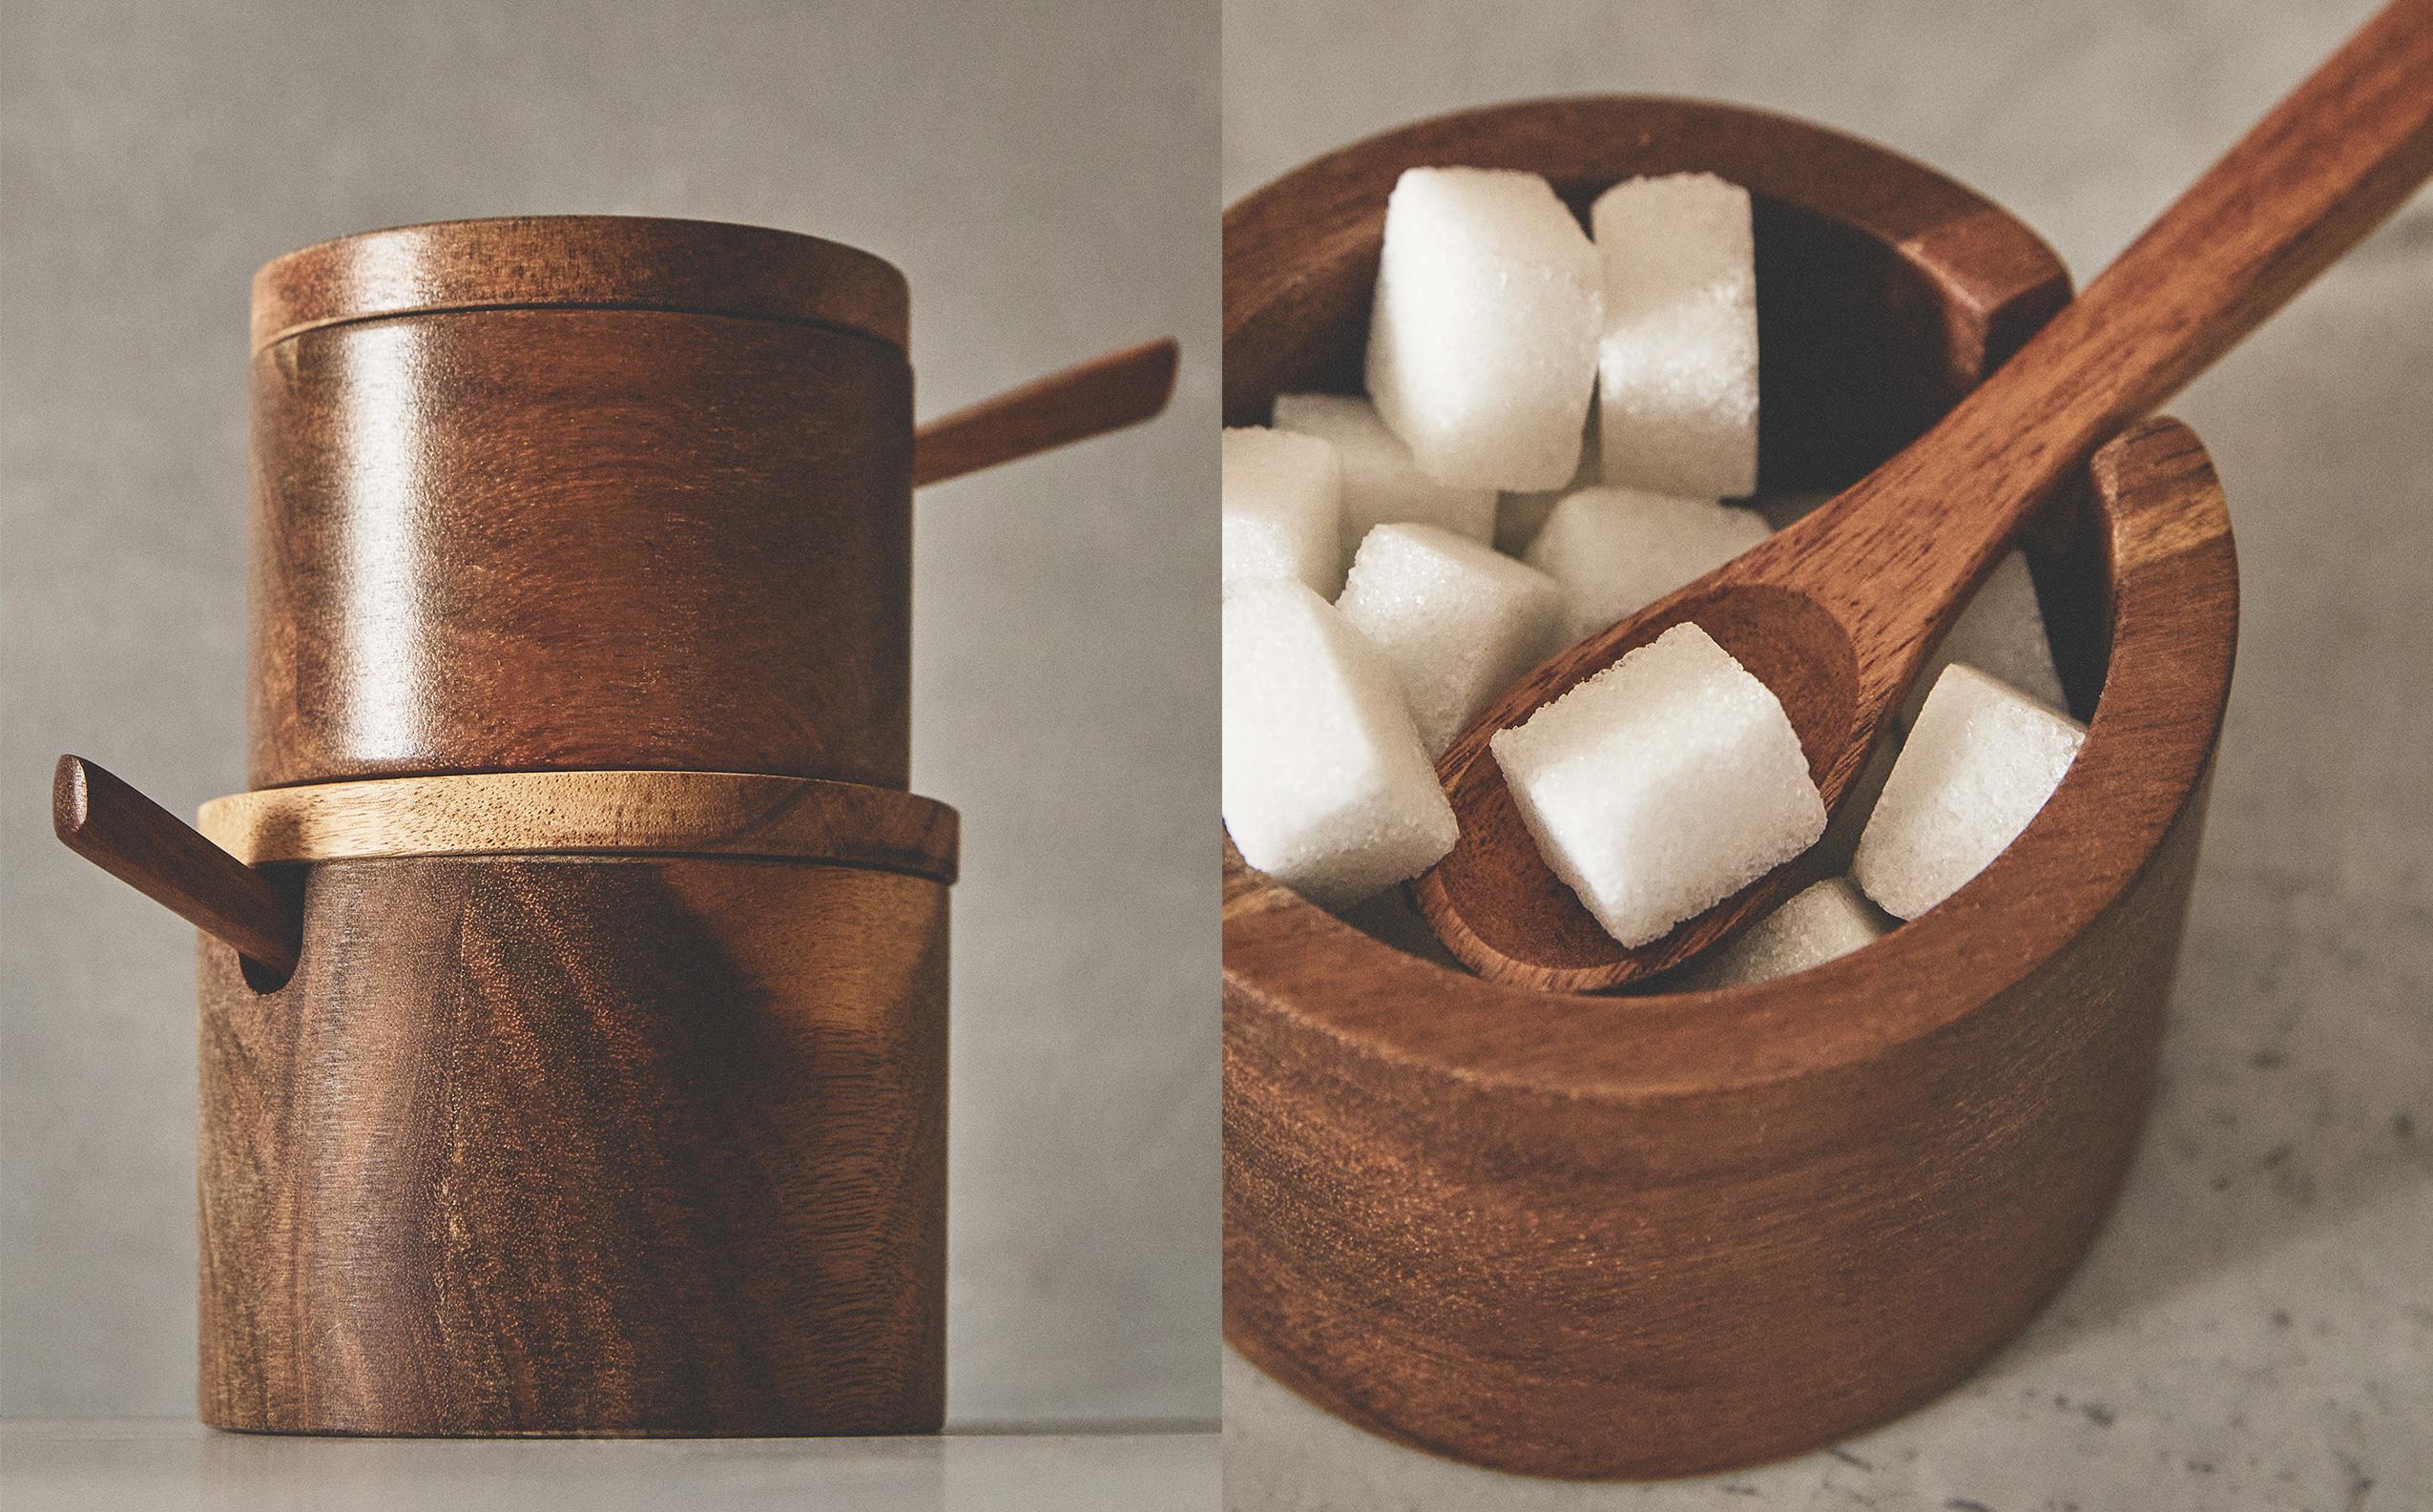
[199,854,948,1436]
[1224,414,2236,1480]
[52,755,302,979]
[1224,96,2241,1477]
[912,338,1178,487]
[1416,2,2433,987]
[250,216,909,355]
[198,771,957,883]
[248,303,912,791]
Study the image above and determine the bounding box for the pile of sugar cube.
[1222,165,2085,984]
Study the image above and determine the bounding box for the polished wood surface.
[199,853,949,1436]
[251,216,909,354]
[912,338,1178,487]
[248,303,912,790]
[1414,1,2433,988]
[1224,96,2240,1478]
[52,756,302,979]
[198,770,957,880]
[1225,416,2236,1480]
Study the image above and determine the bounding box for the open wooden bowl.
[1222,98,2238,1480]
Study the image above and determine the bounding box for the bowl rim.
[1221,96,2239,1103]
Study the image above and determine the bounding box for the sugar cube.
[1683,878,1887,988]
[1365,168,1603,491]
[1496,421,1600,556]
[1854,664,2086,920]
[1271,393,1496,554]
[1222,580,1459,907]
[1904,550,2069,725]
[1490,622,1825,947]
[1336,523,1563,759]
[1593,173,1759,499]
[1524,486,1771,643]
[1221,426,1344,597]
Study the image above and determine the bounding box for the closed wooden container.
[194,773,956,1436]
[247,217,915,792]
[1222,100,2238,1479]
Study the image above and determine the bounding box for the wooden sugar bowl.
[193,772,956,1436]
[1222,98,2238,1480]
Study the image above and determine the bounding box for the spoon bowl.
[1418,578,1861,989]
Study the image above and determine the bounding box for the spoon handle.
[52,755,302,979]
[1804,0,2433,635]
[911,337,1178,487]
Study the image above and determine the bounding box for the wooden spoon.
[912,337,1177,487]
[53,755,302,980]
[1415,0,2433,991]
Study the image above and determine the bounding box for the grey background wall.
[1221,0,2430,1506]
[0,0,1216,1424]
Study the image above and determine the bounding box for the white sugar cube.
[1271,393,1495,554]
[1524,487,1771,643]
[1222,580,1459,907]
[1904,550,2069,725]
[1854,664,2086,920]
[1365,168,1602,491]
[1686,878,1887,988]
[1221,427,1344,597]
[1593,173,1759,499]
[1490,623,1825,947]
[1496,422,1600,556]
[1336,523,1562,759]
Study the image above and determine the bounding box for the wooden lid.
[251,216,909,356]
[200,771,957,884]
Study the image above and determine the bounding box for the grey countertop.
[0,1421,1218,1512]
[1220,0,2432,1507]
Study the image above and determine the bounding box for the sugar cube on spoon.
[1488,623,1824,948]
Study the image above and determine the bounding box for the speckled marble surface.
[1220,1,2432,1507]
[0,1421,1218,1512]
